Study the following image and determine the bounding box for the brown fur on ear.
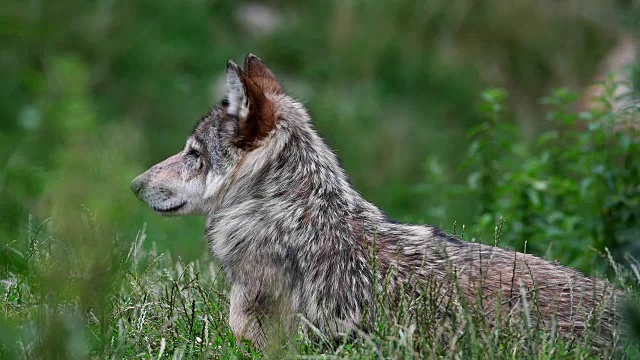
[235,70,277,150]
[244,53,283,94]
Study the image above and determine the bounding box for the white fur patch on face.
[204,171,225,200]
[226,64,250,119]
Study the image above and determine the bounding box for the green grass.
[1,218,638,359]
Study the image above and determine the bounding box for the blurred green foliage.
[1,1,633,258]
[420,79,640,273]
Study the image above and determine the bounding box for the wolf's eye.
[187,148,200,158]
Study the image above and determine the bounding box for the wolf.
[130,54,625,351]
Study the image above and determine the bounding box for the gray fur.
[130,54,625,351]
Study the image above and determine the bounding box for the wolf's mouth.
[154,202,186,214]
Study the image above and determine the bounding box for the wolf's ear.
[244,53,283,94]
[225,60,276,149]
[225,60,251,119]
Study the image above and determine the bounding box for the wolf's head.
[130,54,287,216]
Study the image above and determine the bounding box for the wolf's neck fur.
[206,96,394,270]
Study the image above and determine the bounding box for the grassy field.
[1,218,639,359]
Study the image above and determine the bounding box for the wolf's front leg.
[229,284,269,350]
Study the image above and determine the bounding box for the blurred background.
[1,0,639,268]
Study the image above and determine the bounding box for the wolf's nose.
[130,177,144,197]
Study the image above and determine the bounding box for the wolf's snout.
[130,176,144,197]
